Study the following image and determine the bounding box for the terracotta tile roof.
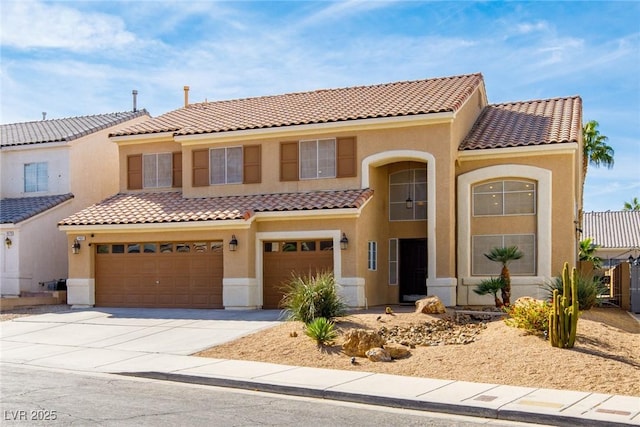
[1,194,74,224]
[583,211,640,249]
[459,96,582,150]
[59,189,374,226]
[111,74,484,137]
[1,110,149,147]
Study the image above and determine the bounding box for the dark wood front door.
[399,238,427,303]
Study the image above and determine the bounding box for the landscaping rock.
[415,295,446,314]
[383,342,410,359]
[365,347,392,362]
[342,329,386,357]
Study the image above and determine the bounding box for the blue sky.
[1,0,638,212]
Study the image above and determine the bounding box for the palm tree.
[623,197,640,211]
[484,246,523,306]
[473,277,506,308]
[578,237,603,269]
[582,120,615,181]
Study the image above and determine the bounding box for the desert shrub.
[304,317,337,346]
[543,273,607,310]
[504,299,551,333]
[280,270,347,324]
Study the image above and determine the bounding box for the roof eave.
[457,142,579,161]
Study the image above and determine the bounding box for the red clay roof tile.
[59,189,374,226]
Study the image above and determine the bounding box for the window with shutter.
[210,147,242,184]
[143,153,172,188]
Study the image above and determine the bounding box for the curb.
[119,371,636,427]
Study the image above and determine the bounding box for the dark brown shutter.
[192,149,209,187]
[280,141,299,181]
[243,145,261,184]
[127,154,142,190]
[172,152,182,187]
[337,137,356,178]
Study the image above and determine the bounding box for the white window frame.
[299,138,336,180]
[472,180,536,217]
[471,234,536,276]
[210,146,243,185]
[389,238,398,285]
[389,168,427,221]
[143,153,172,188]
[24,162,48,193]
[368,241,377,271]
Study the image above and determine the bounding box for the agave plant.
[484,246,523,306]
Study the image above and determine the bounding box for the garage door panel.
[96,241,223,308]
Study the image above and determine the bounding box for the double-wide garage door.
[95,242,223,308]
[263,240,334,309]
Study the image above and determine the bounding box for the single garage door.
[263,239,334,309]
[95,241,223,308]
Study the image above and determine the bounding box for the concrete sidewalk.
[1,308,638,426]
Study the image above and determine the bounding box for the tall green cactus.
[548,262,579,348]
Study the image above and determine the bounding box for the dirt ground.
[197,306,640,397]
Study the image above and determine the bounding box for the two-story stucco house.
[1,110,150,296]
[59,74,583,309]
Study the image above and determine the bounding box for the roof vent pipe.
[132,90,138,112]
[42,112,46,121]
[184,86,190,107]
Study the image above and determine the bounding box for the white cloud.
[0,0,135,51]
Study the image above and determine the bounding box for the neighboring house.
[582,211,640,268]
[1,110,150,296]
[59,74,583,309]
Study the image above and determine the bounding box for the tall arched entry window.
[389,168,427,221]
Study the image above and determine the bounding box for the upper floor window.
[143,153,173,188]
[473,180,536,216]
[127,152,182,190]
[24,162,48,192]
[210,147,243,184]
[389,168,427,221]
[300,139,336,180]
[280,137,356,181]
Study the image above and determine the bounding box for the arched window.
[389,168,427,221]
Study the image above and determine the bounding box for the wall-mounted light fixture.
[405,196,413,209]
[72,239,81,254]
[340,233,349,250]
[629,255,635,264]
[4,237,12,248]
[229,235,238,252]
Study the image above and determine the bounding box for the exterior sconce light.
[340,233,349,250]
[629,255,635,264]
[72,239,81,254]
[405,196,413,209]
[229,235,238,252]
[4,237,12,248]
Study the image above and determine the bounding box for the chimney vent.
[132,90,138,112]
[42,112,47,121]
[184,86,190,107]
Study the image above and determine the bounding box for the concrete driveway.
[0,307,281,372]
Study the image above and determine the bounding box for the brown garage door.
[263,240,334,309]
[95,242,223,308]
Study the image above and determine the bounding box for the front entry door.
[399,238,427,303]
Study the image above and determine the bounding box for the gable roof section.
[111,74,484,137]
[1,110,149,148]
[59,189,374,226]
[1,194,74,224]
[459,96,582,150]
[583,211,640,249]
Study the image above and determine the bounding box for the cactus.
[548,262,580,348]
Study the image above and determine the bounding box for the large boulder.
[415,295,446,314]
[365,347,392,362]
[342,329,386,357]
[383,343,410,359]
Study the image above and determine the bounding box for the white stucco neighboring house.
[1,109,150,296]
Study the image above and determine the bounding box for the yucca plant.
[280,270,347,324]
[543,273,607,311]
[484,246,523,306]
[304,317,337,346]
[473,277,506,307]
